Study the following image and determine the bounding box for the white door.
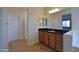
[7,13,19,42]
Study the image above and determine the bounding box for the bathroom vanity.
[38,28,69,52]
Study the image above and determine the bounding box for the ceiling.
[7,7,27,15]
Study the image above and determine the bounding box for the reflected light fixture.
[49,8,61,14]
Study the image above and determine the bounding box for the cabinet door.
[56,44,63,52]
[44,32,48,45]
[56,35,63,52]
[49,35,55,49]
[39,31,44,43]
[56,36,63,46]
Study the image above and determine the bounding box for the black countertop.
[38,28,70,34]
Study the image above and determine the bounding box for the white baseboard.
[0,49,8,52]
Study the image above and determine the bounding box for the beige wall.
[18,14,26,39]
[27,7,43,45]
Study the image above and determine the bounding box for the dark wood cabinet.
[43,32,49,45]
[49,33,55,49]
[39,31,44,43]
[39,31,63,52]
[55,34,63,52]
[56,44,63,52]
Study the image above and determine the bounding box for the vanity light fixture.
[49,8,61,14]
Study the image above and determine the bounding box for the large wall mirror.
[39,18,47,28]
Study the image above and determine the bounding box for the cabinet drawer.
[56,45,63,52]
